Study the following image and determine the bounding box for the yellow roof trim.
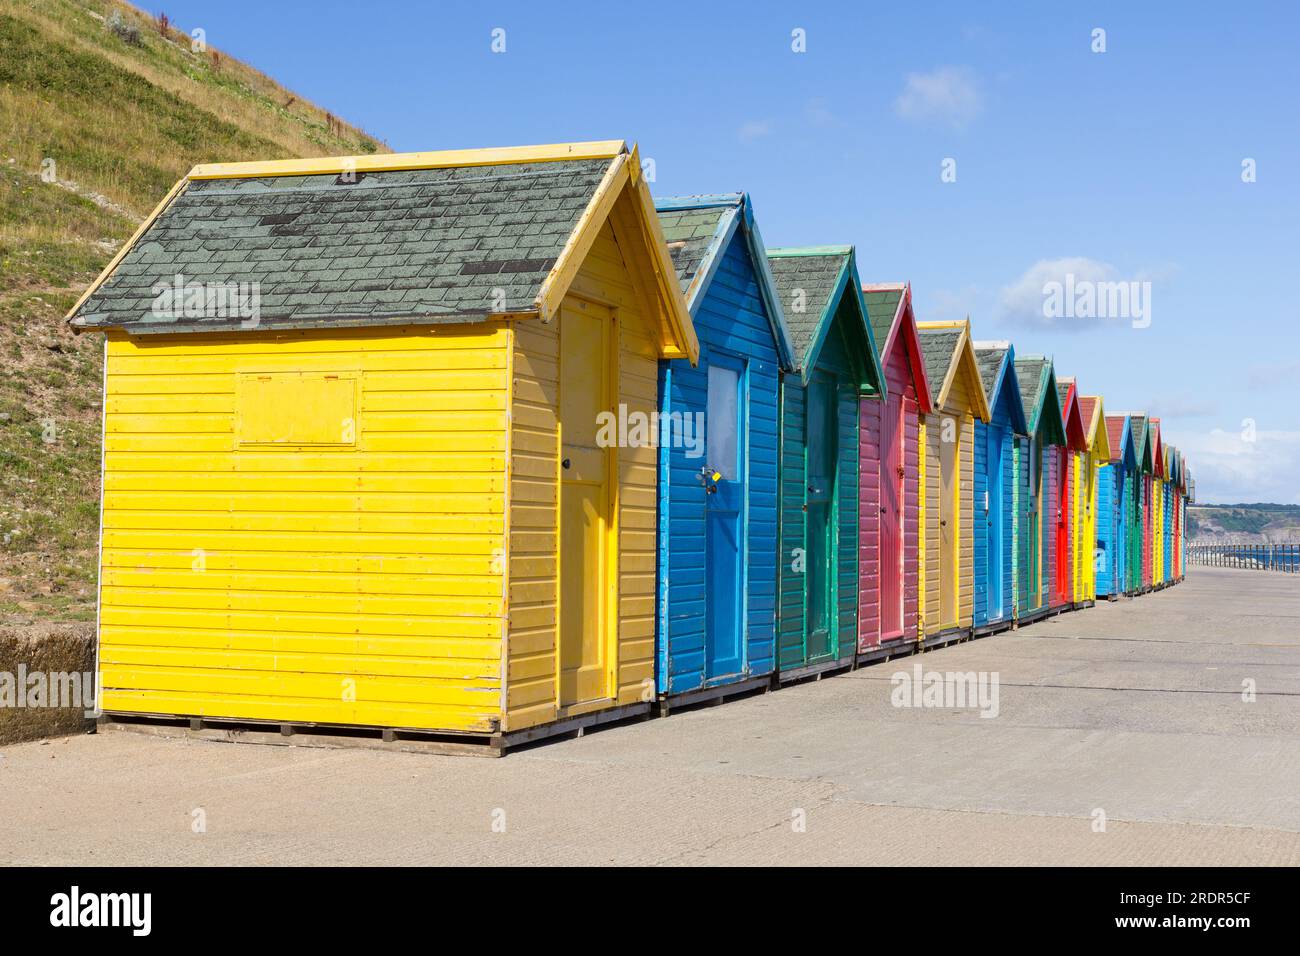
[1084,395,1111,459]
[187,140,628,180]
[65,175,190,326]
[625,144,699,365]
[534,152,631,323]
[917,319,991,422]
[533,144,698,364]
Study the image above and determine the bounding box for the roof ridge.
[655,194,744,210]
[188,141,627,181]
[766,245,853,257]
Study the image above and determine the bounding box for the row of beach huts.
[68,141,1193,752]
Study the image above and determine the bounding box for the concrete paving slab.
[0,567,1296,865]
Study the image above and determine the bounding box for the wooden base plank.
[657,675,772,717]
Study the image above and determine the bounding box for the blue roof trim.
[654,193,796,372]
[1116,415,1138,469]
[738,198,796,371]
[687,205,741,316]
[654,193,744,211]
[989,344,1029,435]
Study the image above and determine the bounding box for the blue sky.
[146,0,1300,503]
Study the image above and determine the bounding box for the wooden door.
[939,413,958,629]
[704,356,745,681]
[879,395,904,639]
[986,424,1005,620]
[558,304,612,707]
[805,372,838,661]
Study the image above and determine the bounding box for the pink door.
[879,395,904,640]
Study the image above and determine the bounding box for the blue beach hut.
[653,195,795,707]
[1096,414,1134,598]
[972,342,1028,632]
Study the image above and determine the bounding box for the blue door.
[705,356,746,682]
[986,424,1005,619]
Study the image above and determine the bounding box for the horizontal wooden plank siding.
[657,230,781,695]
[505,216,666,729]
[99,325,510,733]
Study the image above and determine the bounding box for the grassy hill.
[0,0,385,623]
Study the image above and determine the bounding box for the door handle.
[562,458,571,470]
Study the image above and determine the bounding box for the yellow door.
[939,413,959,629]
[558,303,612,707]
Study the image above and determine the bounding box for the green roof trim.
[1013,355,1066,446]
[765,246,885,395]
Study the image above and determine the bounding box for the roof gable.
[1013,355,1067,445]
[1128,415,1152,472]
[1055,377,1089,451]
[67,141,699,362]
[1105,414,1136,468]
[656,193,794,370]
[915,320,991,421]
[862,282,932,414]
[972,341,1028,434]
[1150,418,1165,477]
[1079,396,1110,459]
[766,246,885,393]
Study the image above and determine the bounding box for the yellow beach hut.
[915,319,991,641]
[1075,394,1110,605]
[66,141,698,751]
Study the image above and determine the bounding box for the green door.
[805,371,838,661]
[1028,437,1041,607]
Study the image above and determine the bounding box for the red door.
[1055,447,1069,604]
[879,395,904,640]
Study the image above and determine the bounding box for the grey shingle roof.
[70,157,614,331]
[765,251,849,368]
[656,205,728,293]
[1130,414,1149,464]
[862,286,903,354]
[973,344,1008,401]
[1014,356,1047,431]
[917,328,961,405]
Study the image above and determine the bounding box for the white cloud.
[894,67,983,130]
[996,256,1156,329]
[1175,427,1300,504]
[737,119,774,142]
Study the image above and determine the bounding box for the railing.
[1187,543,1300,572]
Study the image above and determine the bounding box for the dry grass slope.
[0,0,387,622]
